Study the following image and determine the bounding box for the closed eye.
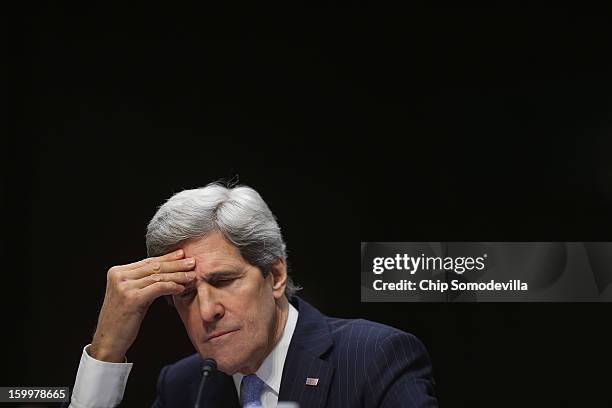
[177,278,237,299]
[210,278,236,288]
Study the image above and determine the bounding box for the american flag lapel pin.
[305,377,319,386]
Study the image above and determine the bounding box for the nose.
[196,286,225,323]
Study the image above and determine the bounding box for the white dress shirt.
[69,303,298,408]
[69,345,133,408]
[233,303,298,407]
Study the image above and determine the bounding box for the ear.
[269,258,287,299]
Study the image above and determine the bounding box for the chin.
[213,357,243,375]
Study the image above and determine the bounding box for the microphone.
[194,358,217,408]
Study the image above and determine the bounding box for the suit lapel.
[278,298,335,408]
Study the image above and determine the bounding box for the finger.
[139,281,186,303]
[115,249,185,271]
[128,271,197,289]
[124,257,196,280]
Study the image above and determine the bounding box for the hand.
[89,249,196,362]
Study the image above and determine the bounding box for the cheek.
[243,294,275,340]
[177,304,202,339]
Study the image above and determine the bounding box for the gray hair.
[146,182,300,299]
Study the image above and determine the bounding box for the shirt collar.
[232,302,299,396]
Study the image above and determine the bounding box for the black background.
[5,7,612,407]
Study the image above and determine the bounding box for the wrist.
[89,341,126,363]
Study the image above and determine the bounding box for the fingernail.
[186,272,196,278]
[175,249,184,257]
[185,258,195,266]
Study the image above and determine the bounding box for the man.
[69,182,438,407]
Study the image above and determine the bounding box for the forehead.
[181,230,246,270]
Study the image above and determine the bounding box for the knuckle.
[107,267,120,282]
[151,262,162,272]
[149,274,163,283]
[116,282,128,294]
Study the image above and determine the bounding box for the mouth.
[205,329,239,342]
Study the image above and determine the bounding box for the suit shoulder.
[329,318,428,358]
[326,317,421,349]
[161,353,202,383]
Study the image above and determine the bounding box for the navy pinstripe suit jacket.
[151,297,438,407]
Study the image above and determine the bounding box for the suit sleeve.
[151,365,170,408]
[365,332,438,408]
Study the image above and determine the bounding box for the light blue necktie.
[240,374,265,408]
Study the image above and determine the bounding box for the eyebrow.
[200,270,242,282]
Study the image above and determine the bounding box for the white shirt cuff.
[70,344,133,408]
